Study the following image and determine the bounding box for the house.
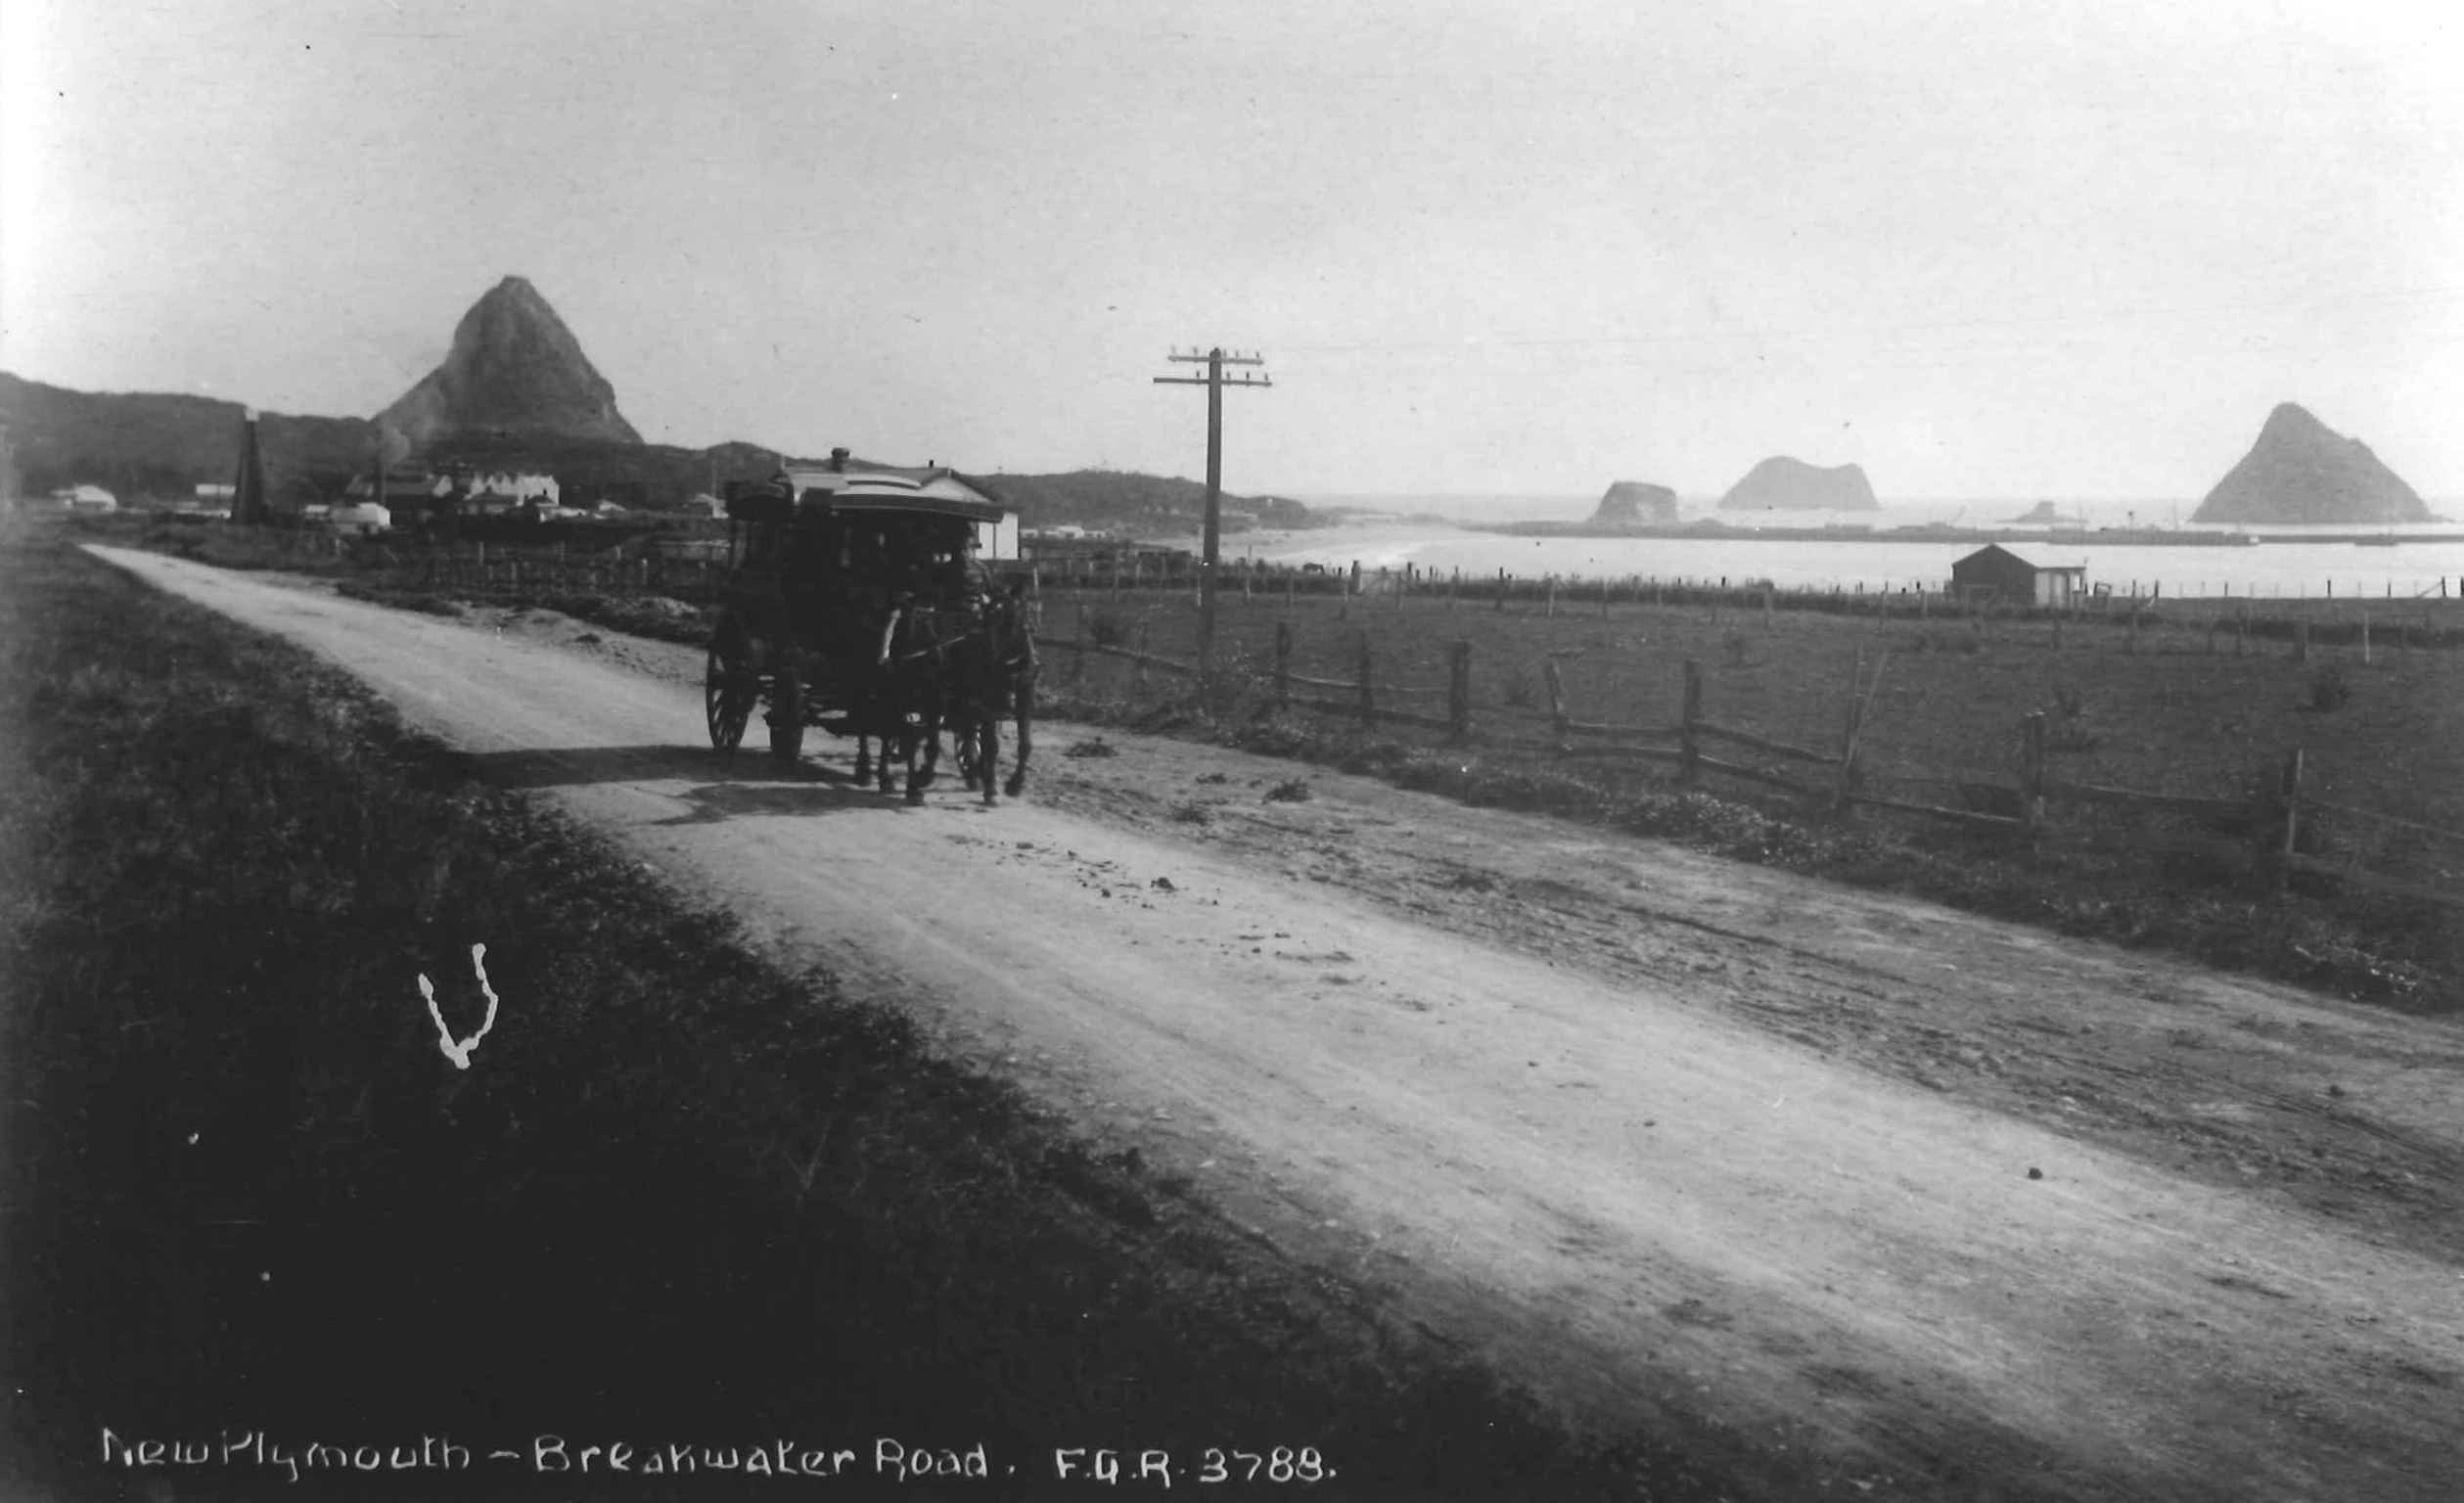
[782,448,1020,560]
[326,502,392,534]
[444,464,560,514]
[1950,544,2086,607]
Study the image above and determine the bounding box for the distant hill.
[1590,481,1677,526]
[1718,457,1878,512]
[0,371,788,510]
[0,371,374,504]
[2191,403,2431,524]
[377,276,640,456]
[977,471,1312,529]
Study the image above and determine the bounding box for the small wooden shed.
[1950,544,2086,607]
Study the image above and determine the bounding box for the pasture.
[1037,577,2464,1010]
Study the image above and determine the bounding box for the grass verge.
[1036,678,2460,1015]
[0,537,1739,1500]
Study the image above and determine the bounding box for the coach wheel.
[706,637,754,752]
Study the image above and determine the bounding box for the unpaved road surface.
[98,548,2464,1501]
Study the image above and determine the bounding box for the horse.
[854,604,945,803]
[882,588,1036,806]
[941,586,1037,804]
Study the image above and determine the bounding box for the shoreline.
[1114,520,2464,598]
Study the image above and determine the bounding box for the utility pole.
[1153,346,1272,681]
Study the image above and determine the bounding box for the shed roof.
[1951,544,2086,576]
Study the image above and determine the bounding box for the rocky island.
[2191,402,2431,525]
[1718,457,1878,512]
[1589,481,1678,527]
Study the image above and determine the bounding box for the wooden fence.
[1039,621,2464,911]
[1020,556,2464,654]
[334,530,2464,652]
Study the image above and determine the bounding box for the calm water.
[1227,501,2464,600]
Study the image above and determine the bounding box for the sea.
[1200,497,2464,602]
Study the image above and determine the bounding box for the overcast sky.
[5,0,2459,502]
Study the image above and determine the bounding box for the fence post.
[1355,632,1376,726]
[2277,748,2305,891]
[2361,609,2372,665]
[1495,569,1506,613]
[1546,575,1557,617]
[1072,600,1090,687]
[1450,567,1461,611]
[1448,640,1472,742]
[1677,659,1704,787]
[1832,652,1868,817]
[1274,618,1292,706]
[1543,658,1569,739]
[1348,561,1361,598]
[2022,710,2048,836]
[1133,621,1150,695]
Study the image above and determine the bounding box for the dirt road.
[96,548,2464,1501]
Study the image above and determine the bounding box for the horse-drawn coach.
[702,470,1035,803]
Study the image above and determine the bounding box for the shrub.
[1263,778,1313,803]
[2309,662,2351,712]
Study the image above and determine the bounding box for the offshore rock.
[2191,403,2429,524]
[1718,457,1878,512]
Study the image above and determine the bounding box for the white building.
[449,466,560,512]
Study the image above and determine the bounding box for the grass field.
[1035,583,2464,1012]
[0,532,1735,1501]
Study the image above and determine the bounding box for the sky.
[4,0,2461,506]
